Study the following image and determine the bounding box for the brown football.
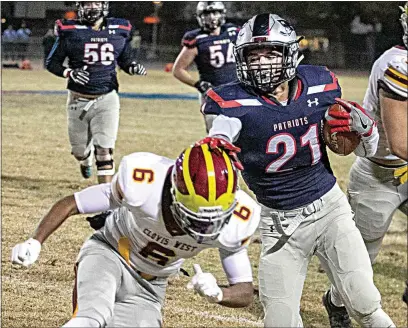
[323,103,361,156]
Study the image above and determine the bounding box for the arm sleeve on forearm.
[220,248,253,285]
[209,115,242,143]
[46,37,68,77]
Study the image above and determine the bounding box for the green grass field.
[2,68,407,327]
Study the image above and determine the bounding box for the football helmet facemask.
[76,1,109,24]
[171,144,238,244]
[400,2,408,48]
[196,1,226,32]
[235,13,302,92]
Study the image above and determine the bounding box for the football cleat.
[80,164,92,179]
[322,290,352,328]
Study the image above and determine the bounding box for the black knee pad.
[94,147,114,176]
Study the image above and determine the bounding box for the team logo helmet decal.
[171,144,238,243]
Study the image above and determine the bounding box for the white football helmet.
[196,1,226,32]
[235,13,302,92]
[76,1,109,24]
[400,2,408,48]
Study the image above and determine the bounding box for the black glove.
[68,66,90,86]
[128,62,147,76]
[194,80,213,94]
[86,211,111,230]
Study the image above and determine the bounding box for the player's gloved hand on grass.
[11,238,41,267]
[194,80,213,94]
[67,66,90,86]
[325,98,376,137]
[187,264,223,303]
[128,62,147,76]
[393,165,407,186]
[195,137,243,170]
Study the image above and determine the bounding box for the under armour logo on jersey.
[109,30,116,34]
[307,98,319,107]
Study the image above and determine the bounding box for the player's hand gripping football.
[129,62,147,76]
[187,264,223,303]
[67,65,90,86]
[11,238,41,267]
[195,137,244,170]
[325,98,376,137]
[194,80,213,94]
[393,165,407,186]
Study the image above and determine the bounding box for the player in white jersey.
[323,4,408,327]
[11,144,261,327]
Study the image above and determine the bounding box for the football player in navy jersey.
[172,1,239,132]
[46,1,147,184]
[198,13,396,328]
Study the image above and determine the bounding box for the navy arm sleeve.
[117,39,136,73]
[181,30,198,49]
[46,37,68,78]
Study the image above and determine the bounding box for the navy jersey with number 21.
[204,65,342,210]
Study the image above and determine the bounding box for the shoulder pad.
[115,152,174,207]
[383,58,408,98]
[55,19,86,36]
[223,23,239,32]
[181,29,201,48]
[223,22,237,28]
[218,190,261,250]
[203,82,260,117]
[106,17,132,33]
[298,65,342,97]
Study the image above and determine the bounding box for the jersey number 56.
[84,43,114,65]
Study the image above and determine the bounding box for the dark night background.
[1,1,406,69]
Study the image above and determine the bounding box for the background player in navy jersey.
[198,13,396,328]
[46,1,146,184]
[172,1,239,132]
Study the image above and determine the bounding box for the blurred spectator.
[350,15,374,35]
[130,29,141,58]
[2,24,17,61]
[42,27,57,68]
[350,15,382,67]
[16,21,31,60]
